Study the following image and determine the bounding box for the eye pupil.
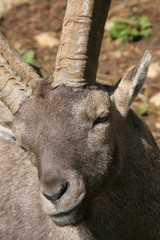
[93,112,110,127]
[98,116,108,123]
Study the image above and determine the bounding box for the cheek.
[88,124,115,153]
[105,124,115,152]
[29,152,37,167]
[85,125,115,176]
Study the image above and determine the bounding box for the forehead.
[32,86,111,145]
[44,86,111,118]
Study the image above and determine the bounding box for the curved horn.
[52,0,111,88]
[0,32,42,114]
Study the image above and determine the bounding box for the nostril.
[43,182,68,202]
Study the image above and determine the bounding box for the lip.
[50,200,86,227]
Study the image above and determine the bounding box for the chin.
[50,202,86,227]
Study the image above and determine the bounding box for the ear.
[112,50,151,116]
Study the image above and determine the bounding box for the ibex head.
[0,0,151,227]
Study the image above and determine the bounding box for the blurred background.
[0,0,159,146]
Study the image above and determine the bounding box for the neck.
[75,113,160,240]
[53,111,160,240]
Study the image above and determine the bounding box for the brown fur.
[0,61,160,239]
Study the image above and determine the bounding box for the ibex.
[0,0,160,239]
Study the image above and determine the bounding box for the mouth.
[50,201,86,227]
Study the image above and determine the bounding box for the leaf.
[108,16,152,43]
[18,49,35,65]
[137,106,148,116]
[138,16,152,29]
[140,28,152,38]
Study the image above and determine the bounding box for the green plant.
[108,16,152,43]
[137,106,148,116]
[18,49,35,65]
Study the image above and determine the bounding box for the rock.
[104,20,113,31]
[156,122,160,129]
[148,62,160,79]
[34,32,59,48]
[0,0,29,17]
[150,92,160,107]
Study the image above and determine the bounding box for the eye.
[20,144,30,153]
[20,145,27,152]
[93,112,110,127]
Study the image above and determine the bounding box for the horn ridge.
[52,0,111,88]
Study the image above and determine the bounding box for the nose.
[42,181,68,202]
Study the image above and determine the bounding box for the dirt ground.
[0,0,160,147]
